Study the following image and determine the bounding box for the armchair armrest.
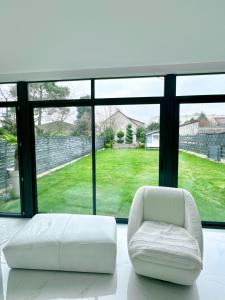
[127,187,145,244]
[184,190,203,258]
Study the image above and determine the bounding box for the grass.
[37,149,159,217]
[0,149,225,221]
[178,151,225,221]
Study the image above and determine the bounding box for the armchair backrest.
[143,186,185,227]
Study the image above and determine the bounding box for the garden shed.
[145,130,159,148]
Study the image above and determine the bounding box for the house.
[179,120,199,136]
[101,110,145,144]
[179,116,225,135]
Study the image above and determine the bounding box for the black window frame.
[0,74,224,228]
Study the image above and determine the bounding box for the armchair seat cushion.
[129,221,202,279]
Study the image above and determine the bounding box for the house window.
[28,81,91,101]
[95,77,164,98]
[177,74,225,96]
[0,84,17,102]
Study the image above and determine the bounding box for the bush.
[138,142,145,149]
[136,127,146,144]
[104,127,114,146]
[117,130,124,144]
[105,142,112,148]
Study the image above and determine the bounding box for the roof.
[179,120,199,127]
[212,117,225,125]
[103,110,145,127]
[146,130,160,135]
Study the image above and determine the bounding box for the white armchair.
[127,186,203,285]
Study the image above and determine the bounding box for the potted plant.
[1,133,20,197]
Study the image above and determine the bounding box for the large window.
[1,75,225,227]
[179,103,225,221]
[95,104,160,217]
[34,106,92,214]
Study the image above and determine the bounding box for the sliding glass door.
[95,104,160,217]
[178,103,225,221]
[34,106,93,214]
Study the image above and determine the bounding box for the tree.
[198,112,209,127]
[147,122,159,132]
[117,130,124,144]
[28,83,70,126]
[73,107,92,137]
[0,108,19,170]
[125,124,133,145]
[46,107,71,123]
[136,127,146,144]
[76,107,91,119]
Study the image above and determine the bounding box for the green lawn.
[178,151,225,221]
[0,149,225,221]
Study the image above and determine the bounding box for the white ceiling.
[1,0,225,81]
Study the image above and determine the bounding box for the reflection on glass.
[0,84,17,101]
[177,74,225,96]
[178,103,225,221]
[0,107,20,213]
[28,80,91,100]
[95,77,164,98]
[34,106,92,214]
[95,104,160,217]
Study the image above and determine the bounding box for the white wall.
[1,0,225,81]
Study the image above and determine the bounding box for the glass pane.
[34,106,93,214]
[179,103,225,221]
[0,107,21,213]
[0,84,17,101]
[29,80,91,100]
[95,77,164,98]
[95,104,160,217]
[177,74,225,95]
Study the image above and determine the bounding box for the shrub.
[136,127,146,144]
[104,127,114,146]
[125,124,133,145]
[105,142,112,148]
[117,130,124,144]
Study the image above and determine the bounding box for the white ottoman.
[3,213,117,274]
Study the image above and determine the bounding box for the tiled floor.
[0,218,224,299]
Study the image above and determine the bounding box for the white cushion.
[129,221,202,285]
[3,213,117,274]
